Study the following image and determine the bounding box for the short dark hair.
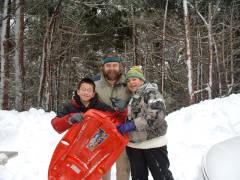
[77,77,96,91]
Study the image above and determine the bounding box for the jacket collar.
[133,82,158,97]
[71,92,98,109]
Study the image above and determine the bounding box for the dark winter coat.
[51,92,114,134]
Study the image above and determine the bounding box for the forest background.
[0,0,239,114]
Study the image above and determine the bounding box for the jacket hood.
[136,82,159,96]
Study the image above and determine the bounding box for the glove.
[111,97,127,112]
[68,113,84,125]
[117,122,136,134]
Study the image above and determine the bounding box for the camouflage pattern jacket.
[127,82,168,149]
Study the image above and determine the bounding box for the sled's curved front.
[48,109,128,180]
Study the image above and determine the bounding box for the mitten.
[68,113,84,125]
[117,122,136,134]
[111,97,127,112]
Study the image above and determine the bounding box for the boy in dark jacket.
[51,77,123,134]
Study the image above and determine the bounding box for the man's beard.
[103,70,121,81]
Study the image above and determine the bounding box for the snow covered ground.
[0,93,240,180]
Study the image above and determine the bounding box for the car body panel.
[202,136,240,180]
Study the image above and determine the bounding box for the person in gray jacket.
[117,66,174,180]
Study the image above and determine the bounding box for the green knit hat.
[126,66,145,81]
[101,48,123,64]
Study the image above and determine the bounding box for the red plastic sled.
[48,109,128,180]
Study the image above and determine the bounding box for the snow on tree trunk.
[161,0,168,93]
[196,29,203,100]
[183,0,194,104]
[207,3,213,99]
[0,0,11,110]
[14,0,25,111]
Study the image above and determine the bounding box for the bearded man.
[94,49,130,180]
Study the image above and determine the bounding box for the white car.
[201,136,240,180]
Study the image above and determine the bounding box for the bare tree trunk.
[0,0,11,110]
[196,29,203,100]
[54,62,60,111]
[37,0,62,109]
[161,0,168,93]
[228,3,234,94]
[143,41,148,79]
[213,38,222,96]
[38,18,48,109]
[14,0,24,111]
[183,0,194,104]
[221,24,228,93]
[45,21,55,111]
[190,1,223,99]
[207,3,213,99]
[66,55,71,100]
[131,4,138,65]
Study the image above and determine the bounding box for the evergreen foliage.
[1,0,240,112]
